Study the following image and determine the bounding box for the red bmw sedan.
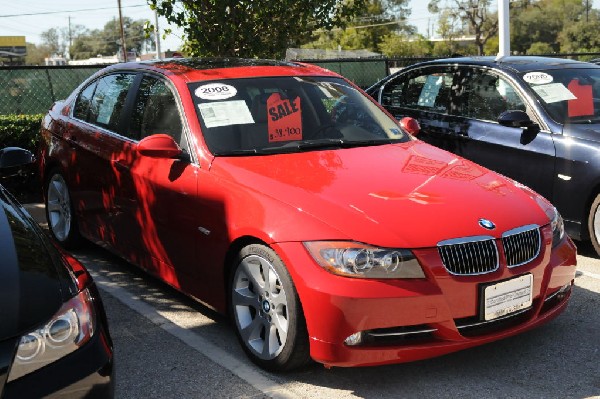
[39,58,576,371]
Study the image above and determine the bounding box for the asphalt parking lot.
[25,204,600,399]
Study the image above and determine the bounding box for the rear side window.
[88,74,136,132]
[381,69,455,114]
[73,82,97,121]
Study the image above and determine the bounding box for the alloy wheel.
[232,254,289,360]
[46,174,72,242]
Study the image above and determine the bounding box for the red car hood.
[210,141,550,248]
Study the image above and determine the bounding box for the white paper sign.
[523,72,554,85]
[418,75,443,107]
[532,83,577,104]
[195,83,237,100]
[198,100,254,128]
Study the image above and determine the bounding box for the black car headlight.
[7,289,96,382]
[304,241,425,279]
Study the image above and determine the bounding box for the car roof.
[412,56,600,74]
[101,57,341,82]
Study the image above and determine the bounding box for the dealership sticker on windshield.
[198,100,254,128]
[532,83,577,104]
[523,72,554,85]
[195,83,237,100]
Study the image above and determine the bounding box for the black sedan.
[367,56,600,256]
[0,147,114,398]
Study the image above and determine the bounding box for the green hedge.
[0,114,44,153]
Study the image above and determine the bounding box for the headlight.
[7,289,96,382]
[550,207,565,247]
[531,194,565,248]
[304,241,425,279]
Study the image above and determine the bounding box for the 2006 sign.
[195,83,237,100]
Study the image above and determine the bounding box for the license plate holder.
[482,274,533,321]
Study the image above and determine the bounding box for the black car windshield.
[521,68,600,124]
[189,76,409,155]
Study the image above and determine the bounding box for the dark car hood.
[0,187,68,342]
[563,123,600,143]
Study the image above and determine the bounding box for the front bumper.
[274,229,577,368]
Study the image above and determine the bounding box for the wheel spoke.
[263,323,281,357]
[240,257,265,290]
[46,199,61,213]
[272,310,288,340]
[270,290,288,308]
[232,286,258,308]
[240,314,263,343]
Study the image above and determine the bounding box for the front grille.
[438,237,499,275]
[502,225,541,267]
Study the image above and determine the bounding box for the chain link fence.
[0,65,105,115]
[2,53,600,116]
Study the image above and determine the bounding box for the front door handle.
[112,159,130,172]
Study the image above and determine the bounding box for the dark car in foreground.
[0,147,113,398]
[367,56,600,256]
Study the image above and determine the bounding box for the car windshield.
[189,76,409,155]
[521,68,600,125]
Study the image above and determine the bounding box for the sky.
[0,0,599,53]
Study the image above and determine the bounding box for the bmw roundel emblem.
[478,218,496,230]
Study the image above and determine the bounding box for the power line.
[0,4,148,18]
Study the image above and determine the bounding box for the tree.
[40,28,64,57]
[148,0,370,58]
[510,0,585,54]
[69,18,154,60]
[558,12,600,55]
[428,0,498,55]
[301,0,414,54]
[25,42,49,65]
[378,33,432,56]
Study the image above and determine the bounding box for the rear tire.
[229,244,310,372]
[45,169,81,248]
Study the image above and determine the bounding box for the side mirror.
[399,117,421,136]
[0,147,35,170]
[498,110,538,130]
[137,134,183,158]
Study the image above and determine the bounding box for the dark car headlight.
[304,241,425,279]
[7,289,96,382]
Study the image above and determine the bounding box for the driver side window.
[458,69,526,121]
[129,76,186,150]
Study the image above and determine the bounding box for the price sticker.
[267,93,303,142]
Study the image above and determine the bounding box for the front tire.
[230,244,310,371]
[45,170,81,248]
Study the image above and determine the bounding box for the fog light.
[344,332,363,346]
[556,283,571,299]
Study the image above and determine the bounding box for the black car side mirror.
[0,147,35,170]
[498,110,539,131]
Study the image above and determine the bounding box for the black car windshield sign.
[522,68,600,124]
[189,76,409,155]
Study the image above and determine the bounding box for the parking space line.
[91,272,301,399]
[577,270,600,280]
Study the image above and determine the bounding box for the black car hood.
[563,123,600,143]
[0,188,70,342]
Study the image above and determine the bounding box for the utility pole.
[497,0,510,60]
[117,0,127,62]
[68,15,72,60]
[154,9,162,59]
